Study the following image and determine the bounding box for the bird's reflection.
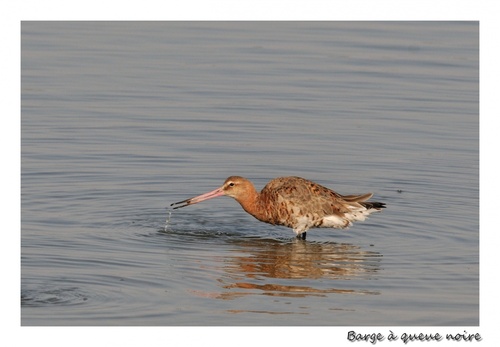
[228,238,381,279]
[189,237,382,300]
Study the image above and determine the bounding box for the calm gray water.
[21,22,478,326]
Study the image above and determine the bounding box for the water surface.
[21,21,478,326]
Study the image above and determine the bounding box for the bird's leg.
[296,232,306,240]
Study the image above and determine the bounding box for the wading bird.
[171,176,385,240]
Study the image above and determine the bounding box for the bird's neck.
[236,190,266,220]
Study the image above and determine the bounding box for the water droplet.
[164,210,172,231]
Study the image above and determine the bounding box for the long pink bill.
[170,187,225,209]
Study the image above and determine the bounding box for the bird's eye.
[228,182,235,187]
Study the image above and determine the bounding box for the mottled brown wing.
[262,177,352,218]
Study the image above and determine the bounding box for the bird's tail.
[342,193,386,211]
[360,201,386,210]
